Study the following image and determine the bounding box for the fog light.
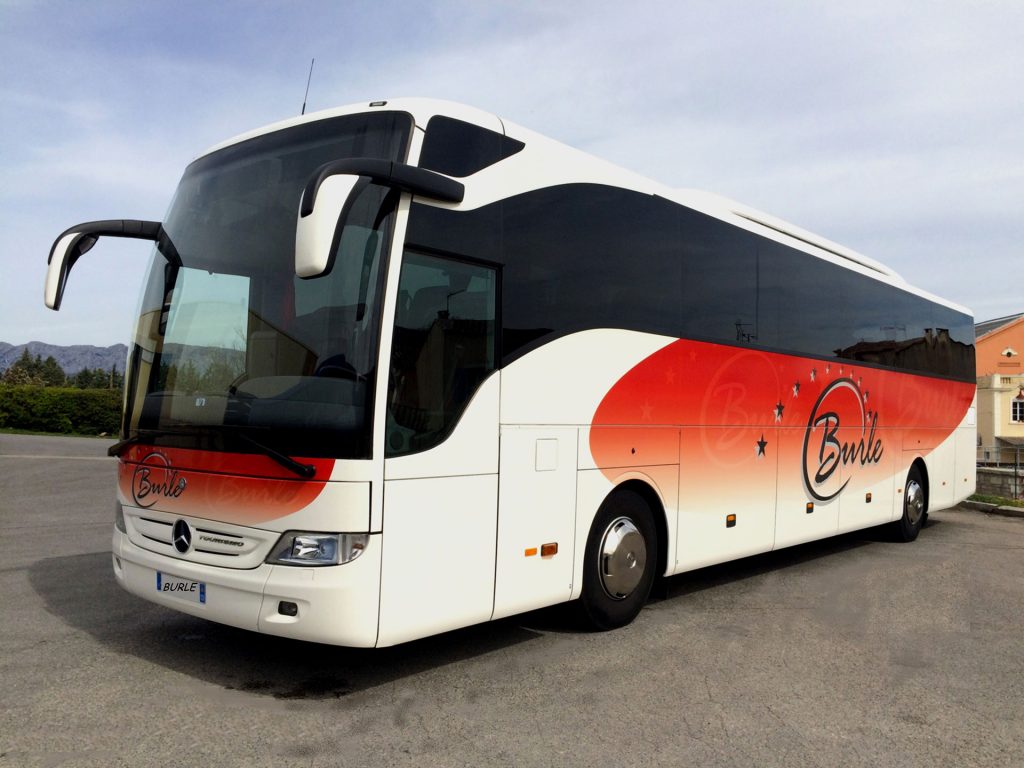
[278,601,298,617]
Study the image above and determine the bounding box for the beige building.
[976,373,1024,461]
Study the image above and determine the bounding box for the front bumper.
[112,527,382,647]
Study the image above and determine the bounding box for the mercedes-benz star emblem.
[172,519,192,554]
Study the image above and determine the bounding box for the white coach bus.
[44,99,976,646]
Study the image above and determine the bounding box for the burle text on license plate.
[156,572,206,604]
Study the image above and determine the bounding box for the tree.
[2,365,38,386]
[39,356,67,387]
[109,364,124,391]
[2,350,44,386]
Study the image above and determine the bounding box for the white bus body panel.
[376,474,497,647]
[676,424,778,572]
[492,426,578,620]
[838,452,896,534]
[922,405,978,512]
[500,329,674,426]
[378,374,501,647]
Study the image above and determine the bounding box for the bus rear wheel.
[893,466,927,542]
[579,489,657,631]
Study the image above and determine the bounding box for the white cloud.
[1,0,1022,346]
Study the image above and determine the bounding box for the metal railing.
[977,445,1023,469]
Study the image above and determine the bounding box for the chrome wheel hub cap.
[599,517,647,600]
[906,480,925,526]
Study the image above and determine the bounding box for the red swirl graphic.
[591,338,973,500]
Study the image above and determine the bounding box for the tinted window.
[419,116,525,178]
[405,184,975,381]
[386,252,497,455]
[838,271,974,377]
[762,242,846,357]
[680,214,760,345]
[500,186,683,358]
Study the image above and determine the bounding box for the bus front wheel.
[893,466,927,542]
[579,489,657,630]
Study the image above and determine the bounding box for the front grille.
[125,510,277,569]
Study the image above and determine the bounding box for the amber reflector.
[806,502,814,514]
[726,514,736,528]
[524,547,538,557]
[865,492,872,503]
[541,543,558,557]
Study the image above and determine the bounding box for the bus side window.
[386,251,497,456]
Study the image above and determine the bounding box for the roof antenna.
[301,58,315,115]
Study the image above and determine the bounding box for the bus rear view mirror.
[295,175,367,279]
[296,158,464,279]
[44,219,176,310]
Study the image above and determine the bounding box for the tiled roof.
[976,313,1024,338]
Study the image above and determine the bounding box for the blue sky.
[2,0,1022,346]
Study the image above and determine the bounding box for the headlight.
[114,499,126,533]
[267,532,368,566]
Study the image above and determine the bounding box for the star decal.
[774,401,785,422]
[792,381,800,397]
[640,400,653,421]
[756,434,768,457]
[826,363,831,375]
[810,367,817,382]
[863,390,870,403]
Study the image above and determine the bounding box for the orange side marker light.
[806,502,814,514]
[524,547,538,557]
[726,514,736,528]
[541,542,558,557]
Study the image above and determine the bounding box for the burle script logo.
[802,377,883,502]
[132,452,187,508]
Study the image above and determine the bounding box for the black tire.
[893,465,927,542]
[579,489,658,631]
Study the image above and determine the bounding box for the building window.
[1013,399,1024,423]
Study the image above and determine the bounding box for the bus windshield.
[122,111,412,460]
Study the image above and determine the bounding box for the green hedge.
[0,385,122,435]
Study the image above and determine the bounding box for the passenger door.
[378,251,500,646]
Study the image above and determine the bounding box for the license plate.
[156,572,206,604]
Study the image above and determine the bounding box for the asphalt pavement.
[1,432,1022,767]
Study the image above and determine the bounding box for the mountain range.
[0,341,128,375]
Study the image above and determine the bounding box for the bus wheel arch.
[912,458,930,517]
[578,482,664,630]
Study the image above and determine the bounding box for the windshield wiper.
[107,427,207,457]
[109,428,316,480]
[108,434,141,457]
[236,432,317,479]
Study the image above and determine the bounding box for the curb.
[961,500,1024,518]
